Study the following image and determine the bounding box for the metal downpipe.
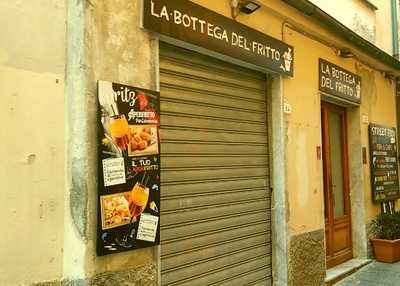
[391,0,399,59]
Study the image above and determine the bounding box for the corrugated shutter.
[159,42,272,286]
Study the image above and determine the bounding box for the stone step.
[325,258,372,285]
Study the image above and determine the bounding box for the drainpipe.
[391,0,399,59]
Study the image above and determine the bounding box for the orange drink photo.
[109,114,130,151]
[128,182,149,219]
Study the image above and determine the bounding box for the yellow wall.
[359,66,397,222]
[283,30,328,234]
[283,24,397,233]
[0,1,396,284]
[0,1,65,285]
[193,0,398,237]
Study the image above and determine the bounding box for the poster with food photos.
[97,80,160,256]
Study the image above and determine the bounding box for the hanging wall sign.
[97,80,160,256]
[143,0,294,76]
[369,124,400,202]
[319,59,361,104]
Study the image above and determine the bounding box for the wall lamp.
[338,48,355,58]
[231,0,261,19]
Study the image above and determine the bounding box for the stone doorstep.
[324,258,372,285]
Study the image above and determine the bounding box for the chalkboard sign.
[369,124,400,202]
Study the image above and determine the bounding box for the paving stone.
[334,261,400,286]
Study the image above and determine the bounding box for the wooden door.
[321,102,352,268]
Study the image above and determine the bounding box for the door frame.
[321,101,353,268]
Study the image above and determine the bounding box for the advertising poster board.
[97,80,160,256]
[369,124,400,202]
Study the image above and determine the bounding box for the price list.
[369,124,400,201]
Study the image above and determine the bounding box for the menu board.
[369,124,400,202]
[96,80,160,256]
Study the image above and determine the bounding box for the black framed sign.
[143,0,294,76]
[369,124,400,202]
[319,59,361,104]
[97,80,160,256]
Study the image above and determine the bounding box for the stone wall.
[31,263,157,286]
[366,222,375,259]
[288,229,326,286]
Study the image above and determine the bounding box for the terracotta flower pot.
[370,238,400,263]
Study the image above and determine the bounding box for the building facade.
[1,0,400,285]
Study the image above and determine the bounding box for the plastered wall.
[0,0,396,284]
[83,0,159,277]
[282,29,327,235]
[271,1,398,235]
[374,0,394,56]
[79,0,398,281]
[283,22,397,236]
[79,0,397,278]
[310,0,394,56]
[193,0,398,238]
[0,0,66,285]
[358,66,397,222]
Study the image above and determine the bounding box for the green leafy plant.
[371,212,400,240]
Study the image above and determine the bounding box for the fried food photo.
[101,194,131,229]
[128,125,158,155]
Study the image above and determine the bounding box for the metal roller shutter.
[159,42,272,286]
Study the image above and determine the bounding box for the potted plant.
[370,211,400,263]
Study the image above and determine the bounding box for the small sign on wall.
[319,59,361,104]
[283,103,292,114]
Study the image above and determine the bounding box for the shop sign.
[143,0,294,76]
[319,59,361,104]
[369,124,400,202]
[97,80,160,256]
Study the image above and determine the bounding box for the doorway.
[321,102,352,268]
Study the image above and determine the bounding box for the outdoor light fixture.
[240,1,261,14]
[338,48,355,58]
[231,0,261,19]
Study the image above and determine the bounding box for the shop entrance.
[321,102,352,268]
[159,42,272,285]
